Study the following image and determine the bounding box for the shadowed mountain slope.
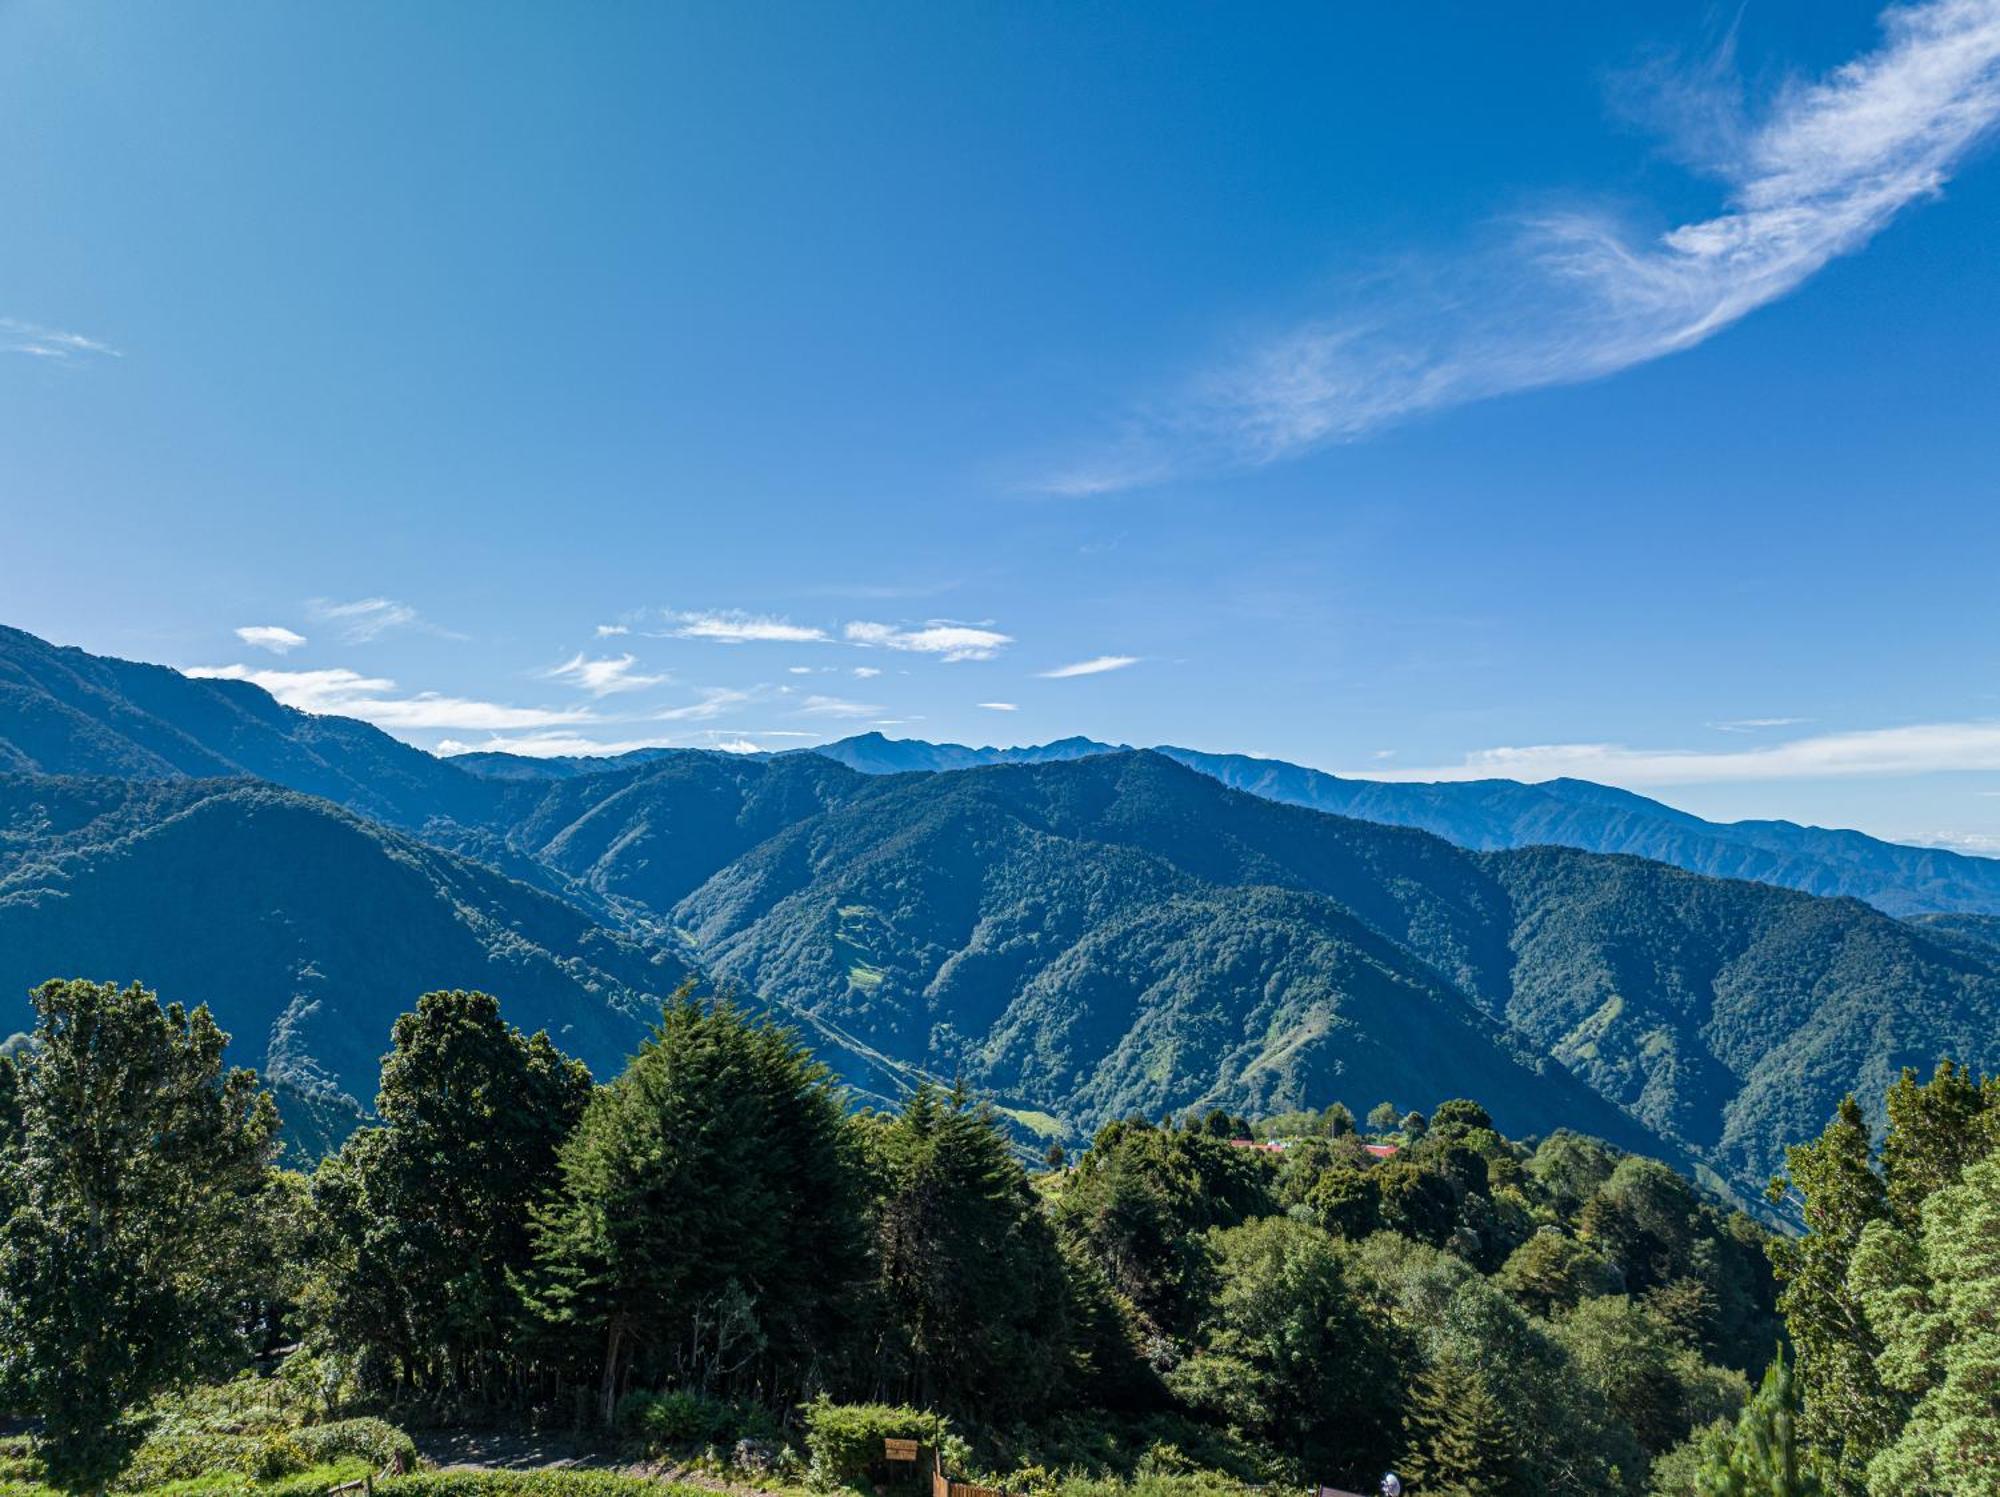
[0,625,501,829]
[0,774,692,1119]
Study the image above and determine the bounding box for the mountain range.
[808,732,2000,919]
[4,622,1999,1204]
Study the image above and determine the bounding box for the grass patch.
[994,1106,1068,1141]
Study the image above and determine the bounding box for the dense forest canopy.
[0,977,1792,1497]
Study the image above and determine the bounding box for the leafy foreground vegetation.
[0,979,1992,1495]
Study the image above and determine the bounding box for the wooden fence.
[932,1468,1010,1497]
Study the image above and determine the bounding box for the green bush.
[129,1460,373,1497]
[120,1431,311,1488]
[291,1420,418,1473]
[615,1388,741,1447]
[377,1474,712,1497]
[104,1408,416,1491]
[1047,1471,1259,1497]
[800,1396,960,1491]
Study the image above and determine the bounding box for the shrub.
[615,1388,741,1447]
[109,1409,416,1491]
[378,1475,710,1497]
[292,1419,419,1473]
[800,1396,962,1491]
[119,1431,310,1488]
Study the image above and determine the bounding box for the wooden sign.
[884,1439,920,1462]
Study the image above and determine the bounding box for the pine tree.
[1880,1061,1992,1228]
[1765,1098,1895,1494]
[867,1085,1075,1421]
[1399,1356,1517,1496]
[0,980,276,1494]
[527,990,866,1425]
[1694,1346,1825,1497]
[309,989,593,1401]
[1853,1154,2000,1496]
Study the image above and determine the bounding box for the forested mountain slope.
[0,624,501,829]
[798,731,2000,916]
[0,774,690,1118]
[493,751,865,924]
[674,752,2000,1195]
[7,628,1997,919]
[1480,846,2000,1186]
[675,757,1662,1162]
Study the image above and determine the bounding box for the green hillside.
[0,774,692,1124]
[674,753,2000,1196]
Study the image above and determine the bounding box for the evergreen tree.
[528,991,865,1424]
[1399,1356,1517,1497]
[1879,1061,1993,1228]
[1852,1154,2000,1495]
[1765,1099,1896,1494]
[1693,1346,1825,1497]
[867,1086,1075,1420]
[0,1049,22,1221]
[309,989,592,1402]
[0,980,276,1493]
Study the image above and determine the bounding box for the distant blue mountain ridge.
[791,732,2000,919]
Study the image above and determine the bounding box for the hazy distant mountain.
[450,746,686,781]
[801,733,2000,917]
[1155,746,2000,918]
[808,731,1130,775]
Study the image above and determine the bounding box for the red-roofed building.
[1363,1143,1400,1159]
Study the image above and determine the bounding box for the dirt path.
[413,1429,628,1472]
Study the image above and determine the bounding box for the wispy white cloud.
[978,701,1020,712]
[1345,719,2000,787]
[307,597,454,644]
[594,623,630,637]
[845,620,1012,661]
[435,725,814,758]
[853,666,883,678]
[1902,829,2000,855]
[653,687,754,721]
[2,318,121,362]
[234,625,307,655]
[436,732,674,759]
[545,652,668,697]
[661,609,830,644]
[1042,0,2000,491]
[186,664,589,731]
[797,694,884,719]
[1711,715,1813,732]
[1039,655,1139,678]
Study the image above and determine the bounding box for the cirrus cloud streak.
[1041,0,2000,493]
[1346,719,2000,788]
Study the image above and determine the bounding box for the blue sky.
[5,0,2000,849]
